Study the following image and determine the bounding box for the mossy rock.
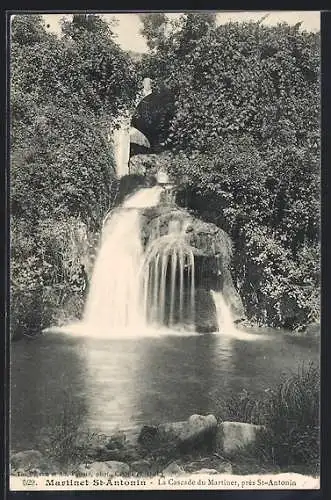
[141,205,232,261]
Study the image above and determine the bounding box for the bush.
[139,16,320,329]
[217,362,320,473]
[10,216,97,338]
[231,223,320,328]
[260,362,320,472]
[10,14,138,338]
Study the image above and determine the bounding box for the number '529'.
[22,479,36,486]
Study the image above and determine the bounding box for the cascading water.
[211,290,269,340]
[46,181,241,338]
[83,186,162,335]
[54,185,199,338]
[142,219,196,329]
[211,290,236,333]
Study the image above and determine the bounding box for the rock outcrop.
[138,414,217,453]
[114,149,246,328]
[141,205,232,259]
[129,152,174,178]
[141,204,245,325]
[216,421,265,456]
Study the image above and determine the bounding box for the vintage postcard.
[8,10,321,492]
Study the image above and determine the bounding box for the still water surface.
[10,329,319,451]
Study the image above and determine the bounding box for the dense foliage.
[11,14,137,225]
[10,13,320,334]
[138,15,320,328]
[10,14,138,337]
[217,362,320,473]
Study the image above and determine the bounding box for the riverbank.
[10,416,318,479]
[10,363,319,478]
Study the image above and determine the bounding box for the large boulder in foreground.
[138,414,217,453]
[216,421,264,456]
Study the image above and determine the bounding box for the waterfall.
[142,221,196,330]
[83,186,162,335]
[43,187,248,339]
[210,290,235,333]
[75,186,197,337]
[112,115,131,178]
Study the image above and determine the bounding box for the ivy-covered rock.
[141,205,232,259]
[129,152,174,178]
[137,16,320,329]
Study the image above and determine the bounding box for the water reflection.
[132,335,221,424]
[11,330,319,450]
[81,337,142,433]
[10,333,88,452]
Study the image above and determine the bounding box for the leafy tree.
[139,13,168,51]
[60,14,137,117]
[10,14,138,337]
[139,18,320,328]
[11,14,138,226]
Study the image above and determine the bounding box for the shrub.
[139,16,320,329]
[259,362,320,472]
[217,362,320,473]
[10,216,97,338]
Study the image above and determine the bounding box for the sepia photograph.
[8,10,321,491]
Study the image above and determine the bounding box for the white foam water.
[83,186,162,336]
[43,321,199,339]
[43,186,263,341]
[211,290,268,341]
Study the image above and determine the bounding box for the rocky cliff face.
[117,148,245,330]
[141,203,245,329]
[129,152,175,178]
